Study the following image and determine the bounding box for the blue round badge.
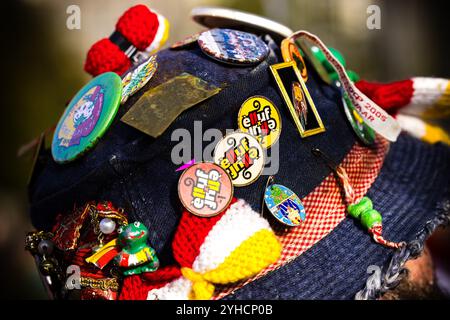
[52,72,122,163]
[264,184,306,226]
[198,28,269,65]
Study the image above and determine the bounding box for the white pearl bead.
[99,218,116,234]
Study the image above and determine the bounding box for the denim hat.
[28,29,450,300]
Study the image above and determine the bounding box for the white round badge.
[213,132,265,187]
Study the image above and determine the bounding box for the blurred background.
[0,0,449,299]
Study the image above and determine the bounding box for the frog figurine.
[115,221,159,276]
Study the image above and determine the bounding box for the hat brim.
[223,133,450,300]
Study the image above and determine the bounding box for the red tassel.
[116,4,159,50]
[356,79,414,114]
[84,39,131,76]
[84,5,161,76]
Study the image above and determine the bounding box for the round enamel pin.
[214,132,265,187]
[264,183,306,227]
[178,162,233,217]
[52,72,122,163]
[281,39,308,81]
[198,28,269,66]
[238,96,282,149]
[121,55,157,104]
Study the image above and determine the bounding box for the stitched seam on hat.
[354,196,450,300]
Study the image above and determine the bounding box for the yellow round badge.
[238,96,282,149]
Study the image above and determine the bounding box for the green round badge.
[52,72,122,163]
[342,91,375,145]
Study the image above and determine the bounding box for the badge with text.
[198,28,269,66]
[52,72,122,163]
[238,96,282,149]
[214,132,265,187]
[270,61,326,138]
[264,183,306,227]
[121,55,158,104]
[281,38,308,81]
[178,162,233,217]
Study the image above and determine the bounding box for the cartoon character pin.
[264,177,306,227]
[52,72,122,163]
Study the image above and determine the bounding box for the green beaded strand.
[347,196,383,229]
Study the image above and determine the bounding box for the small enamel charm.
[264,177,306,227]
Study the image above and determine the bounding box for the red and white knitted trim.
[213,137,390,299]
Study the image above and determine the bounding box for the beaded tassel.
[312,148,403,249]
[348,197,402,249]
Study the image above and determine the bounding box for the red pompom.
[84,39,131,76]
[116,4,159,51]
[356,79,414,114]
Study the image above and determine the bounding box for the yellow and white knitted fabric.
[146,198,281,300]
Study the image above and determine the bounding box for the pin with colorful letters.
[178,162,233,217]
[270,61,326,138]
[238,96,282,149]
[214,132,265,187]
[263,176,306,227]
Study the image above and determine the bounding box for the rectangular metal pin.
[270,61,326,138]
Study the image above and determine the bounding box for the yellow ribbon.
[180,267,215,300]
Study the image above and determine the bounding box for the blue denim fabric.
[224,133,450,300]
[28,35,450,299]
[29,40,356,265]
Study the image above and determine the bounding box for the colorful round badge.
[52,72,122,163]
[281,39,308,81]
[238,96,282,149]
[214,132,265,187]
[342,91,376,145]
[121,55,157,104]
[198,28,269,66]
[178,162,233,217]
[264,184,306,227]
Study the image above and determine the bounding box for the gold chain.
[80,277,119,291]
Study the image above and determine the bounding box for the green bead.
[347,70,360,82]
[347,197,373,219]
[361,209,382,229]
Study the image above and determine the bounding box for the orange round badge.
[178,162,233,217]
[281,38,308,81]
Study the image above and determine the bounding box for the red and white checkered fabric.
[214,137,390,299]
